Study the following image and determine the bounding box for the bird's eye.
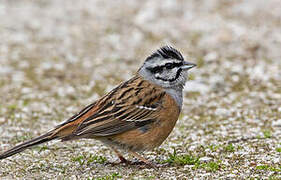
[165,63,173,69]
[153,67,163,73]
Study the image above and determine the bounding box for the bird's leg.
[128,150,157,168]
[112,148,128,164]
[111,148,157,168]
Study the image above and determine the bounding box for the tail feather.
[0,131,57,160]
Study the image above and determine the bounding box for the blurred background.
[0,0,280,179]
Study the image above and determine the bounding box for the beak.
[181,61,196,70]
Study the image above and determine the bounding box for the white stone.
[272,119,281,127]
[199,156,212,162]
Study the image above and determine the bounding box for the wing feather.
[71,76,165,137]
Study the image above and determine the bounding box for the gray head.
[138,46,196,89]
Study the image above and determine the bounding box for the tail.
[0,115,82,160]
[0,131,57,160]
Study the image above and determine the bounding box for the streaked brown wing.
[73,76,166,137]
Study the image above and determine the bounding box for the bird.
[0,46,196,167]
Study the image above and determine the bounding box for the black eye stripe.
[155,68,183,82]
[165,62,183,69]
[148,62,183,73]
[148,66,163,73]
[147,61,183,74]
[165,63,173,69]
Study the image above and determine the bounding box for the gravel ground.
[0,0,280,179]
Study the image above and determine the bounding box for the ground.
[0,0,280,179]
